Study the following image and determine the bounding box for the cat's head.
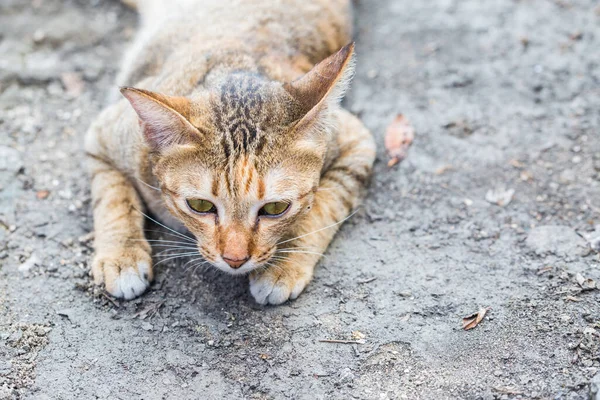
[121,44,355,274]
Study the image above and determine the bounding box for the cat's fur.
[85,0,376,304]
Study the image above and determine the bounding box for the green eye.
[186,199,216,213]
[259,201,290,217]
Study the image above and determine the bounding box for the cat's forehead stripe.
[213,74,267,157]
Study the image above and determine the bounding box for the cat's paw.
[249,268,311,305]
[91,247,153,300]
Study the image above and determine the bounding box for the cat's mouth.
[193,246,277,276]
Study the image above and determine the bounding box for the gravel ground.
[1,0,600,399]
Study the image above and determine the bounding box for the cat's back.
[121,0,352,88]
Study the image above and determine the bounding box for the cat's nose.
[222,256,249,269]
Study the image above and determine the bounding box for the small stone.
[34,326,51,336]
[338,367,355,384]
[366,69,378,79]
[32,29,46,43]
[485,187,515,207]
[19,254,40,272]
[141,322,153,331]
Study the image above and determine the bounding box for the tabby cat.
[85,0,376,304]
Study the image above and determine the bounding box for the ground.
[0,0,599,399]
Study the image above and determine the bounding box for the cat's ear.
[120,87,199,151]
[284,43,355,129]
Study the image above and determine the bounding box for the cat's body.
[86,0,376,304]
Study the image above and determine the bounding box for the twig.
[318,339,365,344]
[101,291,120,308]
[357,277,377,284]
[492,387,523,395]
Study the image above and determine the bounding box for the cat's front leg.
[88,157,153,300]
[249,110,376,305]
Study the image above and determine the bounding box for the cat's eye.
[259,201,290,217]
[186,199,216,214]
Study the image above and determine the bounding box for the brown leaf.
[462,307,490,330]
[575,273,596,291]
[36,190,50,200]
[385,114,414,167]
[435,165,453,175]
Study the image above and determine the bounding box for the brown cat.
[85,0,376,304]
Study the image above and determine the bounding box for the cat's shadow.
[144,221,262,314]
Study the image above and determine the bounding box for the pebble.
[141,322,153,331]
[18,253,40,272]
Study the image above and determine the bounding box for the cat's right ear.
[120,87,199,151]
[284,43,356,131]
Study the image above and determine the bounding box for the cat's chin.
[210,260,261,276]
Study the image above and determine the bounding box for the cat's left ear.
[284,42,356,130]
[120,87,200,152]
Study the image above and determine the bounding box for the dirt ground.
[1,0,600,399]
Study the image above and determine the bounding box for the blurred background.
[0,1,599,399]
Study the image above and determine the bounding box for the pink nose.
[222,256,249,269]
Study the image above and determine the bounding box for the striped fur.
[85,0,376,304]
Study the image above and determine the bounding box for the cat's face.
[122,44,354,274]
[155,139,321,275]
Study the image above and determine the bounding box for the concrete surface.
[1,0,599,399]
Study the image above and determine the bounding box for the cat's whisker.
[154,252,200,266]
[133,207,197,243]
[276,208,360,246]
[135,176,161,192]
[155,251,200,258]
[153,247,199,256]
[275,250,326,257]
[138,239,197,245]
[184,257,209,273]
[192,261,212,275]
[278,246,320,251]
[142,230,198,244]
[153,244,198,250]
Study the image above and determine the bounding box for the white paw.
[112,263,150,300]
[92,250,153,300]
[249,274,309,305]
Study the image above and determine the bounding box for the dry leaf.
[485,187,515,207]
[575,273,596,291]
[435,165,453,175]
[351,330,366,340]
[536,266,552,275]
[509,159,525,168]
[61,72,85,97]
[462,307,490,330]
[565,295,581,302]
[385,114,414,167]
[36,190,50,199]
[520,171,533,182]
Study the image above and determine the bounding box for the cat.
[85,0,376,305]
